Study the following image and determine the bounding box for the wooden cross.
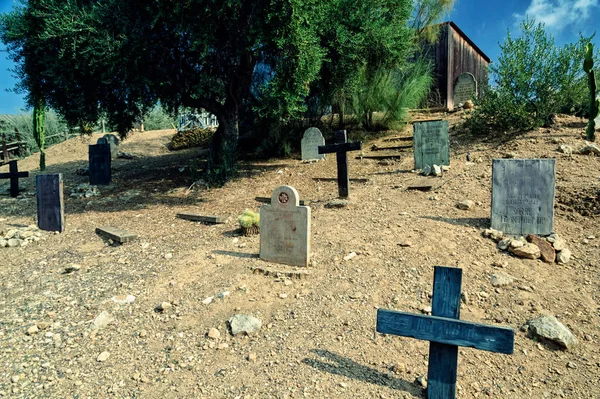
[0,160,29,197]
[318,130,362,198]
[376,267,514,398]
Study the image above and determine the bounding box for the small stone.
[139,330,147,338]
[557,248,571,264]
[97,351,110,362]
[432,165,442,176]
[419,305,432,314]
[415,375,428,388]
[216,291,230,299]
[557,145,573,155]
[460,292,469,304]
[217,343,229,350]
[526,235,556,263]
[456,200,474,210]
[526,315,577,349]
[208,328,220,340]
[279,293,288,299]
[36,321,51,330]
[492,259,508,268]
[164,253,173,260]
[229,314,262,336]
[343,252,357,261]
[391,363,406,373]
[325,199,348,208]
[552,237,567,251]
[566,362,577,369]
[497,238,511,250]
[509,239,524,249]
[421,165,432,176]
[63,264,81,273]
[478,291,490,299]
[247,352,257,362]
[7,238,22,248]
[11,376,19,383]
[578,144,600,155]
[491,272,515,287]
[27,325,39,335]
[111,294,135,304]
[202,297,214,305]
[509,243,541,260]
[157,302,172,312]
[398,241,412,247]
[92,311,114,330]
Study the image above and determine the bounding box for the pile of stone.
[0,225,43,248]
[482,228,571,264]
[421,164,449,176]
[70,183,100,199]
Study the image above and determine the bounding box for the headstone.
[377,266,514,398]
[491,159,555,236]
[413,120,450,170]
[453,73,477,106]
[259,185,310,267]
[98,134,119,159]
[89,144,111,185]
[36,174,65,232]
[176,213,226,224]
[0,160,29,197]
[318,130,362,198]
[301,127,325,161]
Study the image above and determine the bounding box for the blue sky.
[0,0,598,114]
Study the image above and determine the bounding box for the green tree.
[411,0,455,44]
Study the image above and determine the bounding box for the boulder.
[526,235,556,263]
[526,315,577,350]
[509,243,540,259]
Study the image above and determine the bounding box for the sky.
[0,0,598,114]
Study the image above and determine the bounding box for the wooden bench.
[0,132,27,166]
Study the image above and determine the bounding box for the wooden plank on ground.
[251,266,311,279]
[255,196,305,206]
[407,179,435,191]
[355,155,402,160]
[177,213,226,224]
[312,177,369,183]
[383,136,413,142]
[370,144,412,151]
[96,226,137,243]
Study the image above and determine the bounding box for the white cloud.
[514,0,599,31]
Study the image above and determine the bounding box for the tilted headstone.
[317,130,362,198]
[98,134,119,159]
[36,174,65,232]
[259,185,310,267]
[301,127,325,161]
[413,120,450,170]
[453,73,477,106]
[491,159,555,236]
[89,144,111,185]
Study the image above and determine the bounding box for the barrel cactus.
[584,43,598,142]
[238,209,260,236]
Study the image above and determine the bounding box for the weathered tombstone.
[413,120,450,170]
[318,130,362,198]
[301,127,325,161]
[36,174,65,232]
[89,144,111,185]
[0,160,29,197]
[377,266,514,398]
[98,134,119,159]
[259,185,310,267]
[453,72,477,106]
[491,159,555,236]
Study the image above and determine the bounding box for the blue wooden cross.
[376,266,514,398]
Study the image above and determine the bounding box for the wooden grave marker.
[176,213,226,224]
[0,160,29,197]
[36,174,65,232]
[96,226,137,243]
[413,120,450,170]
[376,266,514,398]
[89,144,111,185]
[318,130,362,198]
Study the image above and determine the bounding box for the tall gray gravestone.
[453,73,477,106]
[413,119,450,170]
[98,134,119,159]
[36,174,65,232]
[301,127,325,161]
[259,185,310,267]
[491,159,555,236]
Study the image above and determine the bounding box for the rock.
[526,235,556,263]
[97,351,111,362]
[279,293,288,299]
[464,99,474,109]
[216,291,230,299]
[419,305,432,314]
[557,145,573,155]
[111,294,136,304]
[456,200,474,210]
[415,375,428,388]
[497,238,511,250]
[325,199,348,209]
[63,264,81,273]
[491,272,515,287]
[157,302,172,312]
[492,259,508,268]
[11,375,19,383]
[398,241,412,247]
[202,297,214,305]
[247,352,257,362]
[92,311,114,330]
[526,315,577,349]
[421,164,432,176]
[27,325,39,335]
[432,165,442,176]
[509,239,524,249]
[343,252,357,261]
[229,314,262,336]
[207,328,220,340]
[556,248,572,264]
[509,243,541,259]
[0,239,7,247]
[483,228,504,242]
[553,237,567,251]
[7,239,22,248]
[566,361,577,369]
[578,144,600,156]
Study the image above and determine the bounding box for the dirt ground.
[0,112,599,398]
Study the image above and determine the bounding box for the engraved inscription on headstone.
[260,185,311,267]
[453,73,477,106]
[491,159,555,236]
[413,119,450,169]
[301,127,325,161]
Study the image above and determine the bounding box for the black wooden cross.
[376,266,514,398]
[318,130,362,198]
[0,160,29,197]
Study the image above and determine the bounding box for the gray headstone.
[98,134,119,159]
[453,73,477,106]
[413,120,450,170]
[491,159,555,236]
[301,127,325,161]
[36,174,65,233]
[259,185,311,267]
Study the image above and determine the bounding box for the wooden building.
[424,21,490,110]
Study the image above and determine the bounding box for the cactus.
[238,209,260,236]
[584,43,598,142]
[33,100,46,170]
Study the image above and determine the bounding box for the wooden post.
[0,160,29,197]
[317,130,362,199]
[36,174,65,232]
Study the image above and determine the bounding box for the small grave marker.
[301,127,325,161]
[98,134,119,159]
[318,130,362,198]
[259,185,310,267]
[413,120,450,170]
[36,174,65,232]
[0,160,29,197]
[491,159,555,236]
[176,213,226,224]
[255,196,305,206]
[89,144,111,185]
[377,266,514,398]
[453,73,477,106]
[96,226,137,243]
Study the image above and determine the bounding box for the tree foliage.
[411,0,455,45]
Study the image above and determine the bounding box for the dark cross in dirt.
[318,130,362,198]
[0,160,29,197]
[376,266,514,399]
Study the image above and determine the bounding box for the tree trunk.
[207,100,239,185]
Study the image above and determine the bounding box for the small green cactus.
[238,209,260,236]
[584,43,598,141]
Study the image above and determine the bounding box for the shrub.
[169,127,215,150]
[143,105,177,131]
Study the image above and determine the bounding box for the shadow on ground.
[419,216,490,229]
[302,349,423,397]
